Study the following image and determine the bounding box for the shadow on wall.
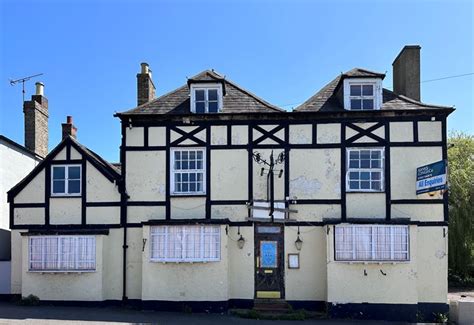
[0,229,11,261]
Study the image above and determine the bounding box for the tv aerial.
[9,73,44,102]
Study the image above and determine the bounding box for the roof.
[0,135,43,160]
[118,70,284,116]
[8,136,121,201]
[342,68,386,79]
[295,69,454,112]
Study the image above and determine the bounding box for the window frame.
[334,225,410,262]
[346,147,385,192]
[28,235,96,272]
[190,83,223,113]
[51,164,82,197]
[150,225,221,263]
[170,148,206,195]
[343,78,382,111]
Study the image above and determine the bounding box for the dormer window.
[350,84,374,110]
[343,78,382,110]
[190,84,223,113]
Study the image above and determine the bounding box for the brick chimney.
[137,62,156,106]
[62,116,77,139]
[392,45,421,101]
[23,82,48,157]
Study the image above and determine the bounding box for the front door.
[254,224,284,299]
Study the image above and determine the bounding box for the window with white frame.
[349,83,375,110]
[190,84,222,113]
[171,148,205,195]
[343,78,382,110]
[335,225,409,261]
[347,148,384,192]
[29,236,96,271]
[150,226,220,262]
[51,165,81,196]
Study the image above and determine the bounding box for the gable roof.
[8,136,121,201]
[117,70,284,116]
[0,135,43,160]
[295,68,454,112]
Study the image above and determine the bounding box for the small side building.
[0,82,47,295]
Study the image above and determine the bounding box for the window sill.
[346,191,385,194]
[28,270,96,274]
[333,260,410,265]
[150,260,219,264]
[50,195,82,198]
[170,194,207,198]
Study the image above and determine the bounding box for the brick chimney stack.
[62,116,77,139]
[137,62,156,106]
[23,82,48,157]
[392,45,421,101]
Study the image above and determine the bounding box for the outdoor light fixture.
[237,227,245,249]
[295,227,303,251]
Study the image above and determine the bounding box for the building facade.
[8,46,453,321]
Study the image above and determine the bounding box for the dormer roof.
[118,70,284,116]
[294,68,453,112]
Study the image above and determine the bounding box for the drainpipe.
[120,121,129,302]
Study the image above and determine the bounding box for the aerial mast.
[9,73,44,102]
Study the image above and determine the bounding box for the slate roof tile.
[120,70,283,115]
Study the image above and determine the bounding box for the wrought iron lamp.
[237,227,245,249]
[295,227,303,251]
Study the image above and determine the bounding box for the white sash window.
[347,148,384,192]
[335,225,409,261]
[150,226,220,262]
[171,149,206,195]
[29,236,96,271]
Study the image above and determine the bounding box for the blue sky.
[1,0,472,162]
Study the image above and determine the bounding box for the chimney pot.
[392,45,421,101]
[141,62,150,75]
[62,116,77,139]
[35,82,44,96]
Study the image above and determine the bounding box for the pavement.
[0,302,408,324]
[448,287,474,301]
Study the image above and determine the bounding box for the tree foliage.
[448,131,474,277]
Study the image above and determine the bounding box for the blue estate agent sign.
[416,160,447,195]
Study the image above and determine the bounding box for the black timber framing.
[206,125,211,219]
[169,125,206,146]
[384,121,391,220]
[442,117,449,222]
[10,219,448,230]
[119,114,450,225]
[340,122,346,221]
[81,156,87,225]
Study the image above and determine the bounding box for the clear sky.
[1,0,472,162]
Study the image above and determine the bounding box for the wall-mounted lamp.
[237,226,245,249]
[295,226,303,251]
